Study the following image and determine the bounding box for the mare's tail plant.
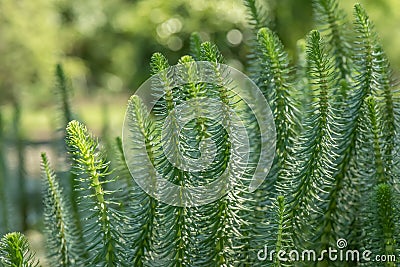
[53,64,86,259]
[1,0,399,266]
[65,121,127,266]
[0,232,39,267]
[41,152,83,266]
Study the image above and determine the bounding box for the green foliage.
[55,64,74,127]
[256,27,298,172]
[243,0,269,32]
[53,64,87,262]
[123,96,158,266]
[2,0,400,266]
[66,121,127,266]
[243,0,270,82]
[285,30,339,252]
[251,26,299,265]
[0,232,39,267]
[41,153,83,266]
[366,184,398,266]
[272,196,293,267]
[312,0,351,80]
[189,32,202,61]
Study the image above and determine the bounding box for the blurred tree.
[55,0,250,93]
[0,111,9,235]
[0,0,60,106]
[1,0,399,109]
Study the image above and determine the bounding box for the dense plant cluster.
[1,0,399,266]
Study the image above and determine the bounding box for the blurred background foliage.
[0,0,399,249]
[1,0,399,112]
[0,0,251,107]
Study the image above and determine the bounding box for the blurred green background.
[0,0,399,259]
[1,0,399,138]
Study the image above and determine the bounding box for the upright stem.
[13,101,27,231]
[0,111,9,232]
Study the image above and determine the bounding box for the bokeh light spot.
[226,29,243,46]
